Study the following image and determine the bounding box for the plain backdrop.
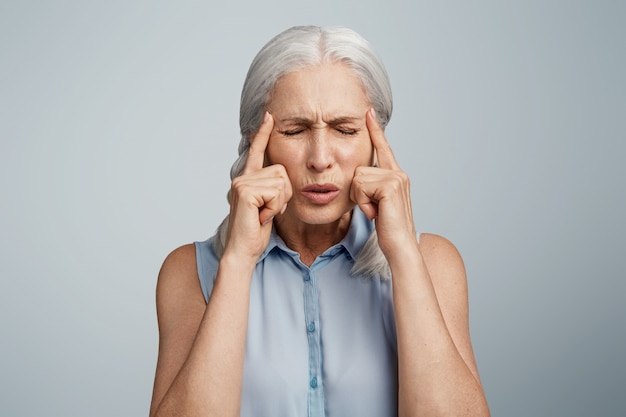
[1,1,624,416]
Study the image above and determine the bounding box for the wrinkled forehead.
[267,63,370,119]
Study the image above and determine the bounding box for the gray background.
[1,0,624,416]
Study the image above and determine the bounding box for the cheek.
[265,137,284,164]
[337,139,373,166]
[266,138,302,167]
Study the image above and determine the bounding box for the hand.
[224,112,293,261]
[350,109,417,258]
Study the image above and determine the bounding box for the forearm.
[153,255,255,417]
[389,242,489,417]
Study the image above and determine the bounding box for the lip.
[301,183,340,205]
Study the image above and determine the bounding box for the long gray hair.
[214,25,393,279]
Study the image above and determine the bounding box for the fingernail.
[264,111,271,122]
[370,108,377,118]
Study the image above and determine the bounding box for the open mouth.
[301,184,340,204]
[302,184,338,193]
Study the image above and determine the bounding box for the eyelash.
[337,129,358,136]
[281,129,304,136]
[279,128,358,137]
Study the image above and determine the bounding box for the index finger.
[366,108,400,170]
[244,112,274,174]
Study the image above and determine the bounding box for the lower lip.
[301,190,340,205]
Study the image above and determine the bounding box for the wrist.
[386,242,429,282]
[219,252,258,283]
[381,235,421,265]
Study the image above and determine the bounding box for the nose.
[306,129,334,171]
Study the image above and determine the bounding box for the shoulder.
[418,233,468,298]
[151,245,207,416]
[157,243,199,293]
[156,244,206,332]
[418,233,465,271]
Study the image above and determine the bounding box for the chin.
[291,202,354,226]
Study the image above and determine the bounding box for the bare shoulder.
[418,233,467,285]
[151,244,206,416]
[158,244,200,288]
[156,243,206,335]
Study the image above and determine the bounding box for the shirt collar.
[341,207,374,260]
[257,207,374,264]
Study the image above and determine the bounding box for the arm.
[149,245,256,417]
[390,233,489,417]
[351,109,490,417]
[149,113,292,416]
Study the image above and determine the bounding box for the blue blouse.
[195,208,398,417]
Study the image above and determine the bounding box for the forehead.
[268,63,370,119]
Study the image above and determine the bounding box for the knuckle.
[352,175,365,187]
[388,173,405,191]
[389,180,401,193]
[274,164,288,176]
[354,166,369,179]
[231,177,243,189]
[231,177,252,197]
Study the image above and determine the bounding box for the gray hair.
[214,25,392,279]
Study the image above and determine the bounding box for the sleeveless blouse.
[194,208,398,417]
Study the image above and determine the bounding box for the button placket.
[303,268,324,415]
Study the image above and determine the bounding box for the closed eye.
[279,129,305,136]
[336,128,358,136]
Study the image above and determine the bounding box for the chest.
[240,256,398,417]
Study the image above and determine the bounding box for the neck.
[274,210,353,267]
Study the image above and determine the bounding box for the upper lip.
[302,183,339,193]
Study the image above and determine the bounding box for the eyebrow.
[279,116,362,125]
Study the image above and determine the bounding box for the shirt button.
[303,271,311,281]
[310,377,318,388]
[307,322,315,332]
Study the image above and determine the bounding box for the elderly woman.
[150,26,489,417]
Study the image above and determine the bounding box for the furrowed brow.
[279,117,313,125]
[278,116,362,126]
[328,116,361,125]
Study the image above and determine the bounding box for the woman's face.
[266,62,374,226]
